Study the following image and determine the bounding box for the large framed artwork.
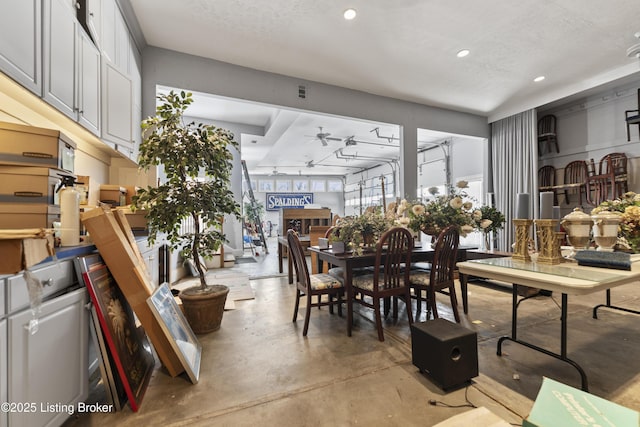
[293,179,309,192]
[76,254,155,412]
[88,304,127,411]
[147,283,202,384]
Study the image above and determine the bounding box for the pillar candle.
[540,192,554,219]
[515,193,530,219]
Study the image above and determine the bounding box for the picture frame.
[88,304,127,411]
[76,254,155,412]
[147,283,202,384]
[293,179,309,191]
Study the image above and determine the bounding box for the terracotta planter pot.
[179,284,229,334]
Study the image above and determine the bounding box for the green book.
[523,377,639,427]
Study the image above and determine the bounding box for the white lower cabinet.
[7,287,89,427]
[0,318,6,427]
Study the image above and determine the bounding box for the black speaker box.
[411,318,478,390]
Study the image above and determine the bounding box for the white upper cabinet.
[102,60,133,146]
[43,0,101,136]
[43,0,78,119]
[78,27,101,135]
[0,0,42,95]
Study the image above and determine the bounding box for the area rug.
[235,257,257,264]
[172,270,255,310]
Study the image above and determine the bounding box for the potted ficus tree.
[134,90,241,334]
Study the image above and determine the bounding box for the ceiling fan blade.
[326,136,342,141]
[319,138,328,146]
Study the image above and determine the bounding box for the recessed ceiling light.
[343,8,357,20]
[456,49,470,58]
[534,76,545,82]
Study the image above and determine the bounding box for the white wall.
[539,79,640,209]
[141,46,491,239]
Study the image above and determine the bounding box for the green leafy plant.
[133,90,241,291]
[244,201,264,228]
[331,209,393,254]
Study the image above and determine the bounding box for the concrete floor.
[64,238,640,426]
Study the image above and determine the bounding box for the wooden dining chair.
[288,230,344,336]
[350,227,414,341]
[408,226,460,322]
[562,160,588,205]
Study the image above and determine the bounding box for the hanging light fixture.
[627,32,640,58]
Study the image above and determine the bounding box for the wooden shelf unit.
[280,208,332,236]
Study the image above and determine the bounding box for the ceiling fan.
[270,167,287,176]
[312,126,342,146]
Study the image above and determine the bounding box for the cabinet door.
[0,0,41,95]
[102,60,133,146]
[0,318,6,427]
[8,288,89,427]
[43,0,78,120]
[85,0,102,48]
[78,27,101,135]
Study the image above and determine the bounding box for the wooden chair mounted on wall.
[538,114,559,154]
[625,88,640,141]
[562,160,588,205]
[599,152,628,197]
[538,165,558,205]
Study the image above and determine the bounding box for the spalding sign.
[266,193,313,210]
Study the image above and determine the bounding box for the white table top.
[457,257,640,295]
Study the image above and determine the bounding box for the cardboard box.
[0,121,76,172]
[0,230,55,274]
[115,207,148,231]
[0,203,60,229]
[81,207,183,377]
[100,185,126,206]
[0,166,68,205]
[124,186,140,205]
[524,377,639,427]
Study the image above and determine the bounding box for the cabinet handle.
[43,278,53,287]
[89,12,94,16]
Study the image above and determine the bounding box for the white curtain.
[491,110,538,251]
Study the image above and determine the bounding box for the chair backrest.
[599,152,627,176]
[586,174,614,206]
[564,160,588,185]
[287,230,310,289]
[538,115,557,137]
[538,165,556,187]
[429,226,460,290]
[372,227,414,291]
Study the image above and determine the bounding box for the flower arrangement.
[592,191,640,252]
[400,181,478,237]
[332,209,393,254]
[473,205,506,236]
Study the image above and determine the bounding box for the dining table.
[308,243,471,337]
[457,257,640,391]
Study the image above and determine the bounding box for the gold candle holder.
[512,219,533,262]
[535,219,564,264]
